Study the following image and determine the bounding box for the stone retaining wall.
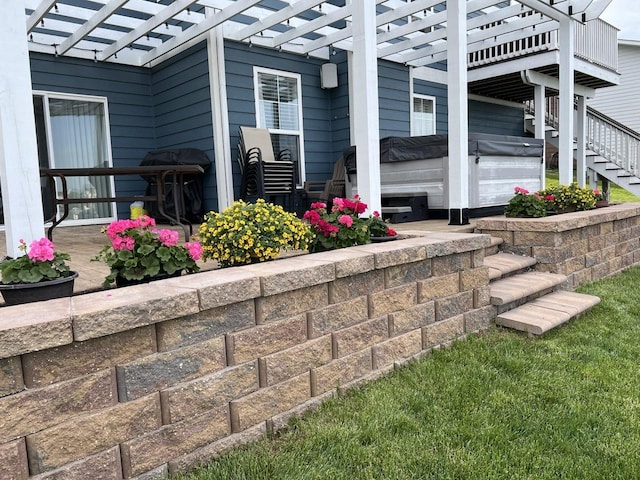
[0,232,493,479]
[475,203,640,287]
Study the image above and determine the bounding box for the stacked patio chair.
[303,156,346,208]
[237,126,296,210]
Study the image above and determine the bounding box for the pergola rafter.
[21,0,612,69]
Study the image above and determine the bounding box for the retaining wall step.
[484,252,536,280]
[496,290,601,335]
[490,271,567,306]
[484,236,504,257]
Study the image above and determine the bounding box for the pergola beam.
[138,0,263,66]
[26,0,57,33]
[99,0,200,61]
[59,0,130,55]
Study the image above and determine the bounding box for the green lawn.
[176,268,640,480]
[545,170,640,203]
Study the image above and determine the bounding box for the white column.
[207,16,234,210]
[534,84,547,189]
[447,0,469,225]
[558,17,575,185]
[576,95,587,187]
[350,0,381,215]
[0,1,45,257]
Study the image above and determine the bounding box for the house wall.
[468,99,525,136]
[150,42,217,211]
[29,53,156,217]
[587,42,640,133]
[0,233,493,479]
[224,41,335,192]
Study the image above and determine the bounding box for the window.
[254,67,305,185]
[34,92,115,224]
[412,94,436,136]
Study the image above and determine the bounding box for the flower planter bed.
[0,232,494,479]
[475,203,640,288]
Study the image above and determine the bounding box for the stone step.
[484,252,536,280]
[484,236,504,257]
[496,290,601,335]
[490,271,568,313]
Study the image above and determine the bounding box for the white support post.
[534,84,547,189]
[350,0,381,215]
[576,95,587,187]
[207,19,234,210]
[558,16,575,185]
[447,0,469,225]
[0,1,45,257]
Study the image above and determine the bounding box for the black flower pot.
[0,271,78,306]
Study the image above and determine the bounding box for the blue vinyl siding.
[468,99,526,136]
[150,42,217,211]
[378,61,410,138]
[328,51,351,161]
[29,53,155,218]
[224,41,337,192]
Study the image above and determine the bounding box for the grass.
[545,170,640,203]
[176,268,640,480]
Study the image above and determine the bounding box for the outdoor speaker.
[320,63,338,89]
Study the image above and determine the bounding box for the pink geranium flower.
[27,238,56,262]
[338,214,353,228]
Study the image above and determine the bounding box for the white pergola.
[1,0,612,256]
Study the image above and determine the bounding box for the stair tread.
[490,272,567,305]
[496,291,600,335]
[484,252,536,278]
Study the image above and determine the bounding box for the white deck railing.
[525,97,640,178]
[468,19,617,72]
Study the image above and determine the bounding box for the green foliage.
[199,199,313,268]
[504,187,547,218]
[541,182,596,211]
[174,267,640,480]
[0,239,71,285]
[93,216,200,287]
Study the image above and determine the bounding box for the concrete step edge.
[490,272,567,305]
[496,291,600,335]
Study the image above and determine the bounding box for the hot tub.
[344,133,544,215]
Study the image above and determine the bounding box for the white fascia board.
[59,0,130,55]
[138,0,263,66]
[574,57,620,86]
[413,66,448,85]
[522,69,596,98]
[99,0,200,61]
[467,50,559,81]
[28,37,142,65]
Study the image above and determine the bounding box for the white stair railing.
[525,97,640,178]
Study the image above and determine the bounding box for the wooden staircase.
[484,237,600,336]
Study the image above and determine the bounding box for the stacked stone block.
[475,203,640,288]
[0,232,492,479]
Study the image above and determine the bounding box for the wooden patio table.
[40,165,204,241]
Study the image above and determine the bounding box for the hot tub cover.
[344,133,544,172]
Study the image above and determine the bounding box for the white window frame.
[253,66,306,184]
[33,90,116,226]
[411,93,437,136]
